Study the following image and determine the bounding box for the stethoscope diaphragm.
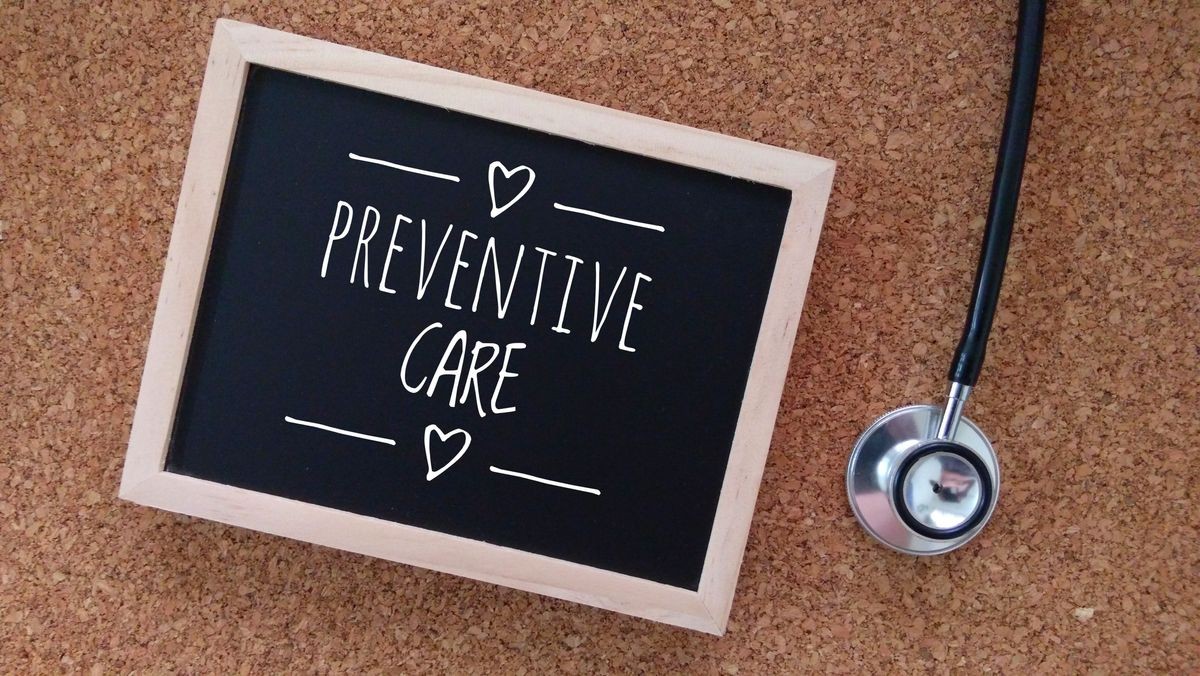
[847,405,999,555]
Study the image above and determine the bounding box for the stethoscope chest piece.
[846,405,999,555]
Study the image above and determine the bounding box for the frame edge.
[120,20,249,496]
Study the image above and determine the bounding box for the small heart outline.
[424,424,471,481]
[487,161,536,218]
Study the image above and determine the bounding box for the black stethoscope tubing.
[949,0,1045,388]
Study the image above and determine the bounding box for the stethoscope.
[846,0,1046,555]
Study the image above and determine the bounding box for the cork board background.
[2,1,1197,672]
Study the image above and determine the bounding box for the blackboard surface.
[166,65,791,589]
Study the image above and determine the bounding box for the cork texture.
[1,1,1197,672]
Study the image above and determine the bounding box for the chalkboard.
[122,20,833,634]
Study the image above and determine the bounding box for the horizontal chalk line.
[489,465,601,495]
[348,152,461,183]
[552,202,665,233]
[284,416,396,446]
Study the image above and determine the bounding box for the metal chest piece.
[846,404,999,555]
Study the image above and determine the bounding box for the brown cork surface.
[2,1,1197,672]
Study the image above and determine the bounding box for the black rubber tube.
[947,0,1046,386]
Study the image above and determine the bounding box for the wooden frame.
[119,19,834,635]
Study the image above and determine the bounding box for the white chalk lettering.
[318,200,655,353]
[427,329,468,407]
[417,219,454,301]
[459,341,501,417]
[529,246,557,326]
[350,205,380,287]
[401,321,443,394]
[472,237,526,319]
[378,212,412,294]
[445,228,478,311]
[320,200,354,278]
[619,273,652,353]
[590,262,627,344]
[400,322,524,417]
[491,342,525,415]
[553,255,584,335]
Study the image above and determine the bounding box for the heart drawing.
[487,161,536,218]
[424,424,471,481]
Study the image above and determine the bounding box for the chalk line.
[552,202,665,233]
[489,465,601,495]
[348,152,461,183]
[284,416,397,446]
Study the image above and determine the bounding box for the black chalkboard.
[165,65,791,590]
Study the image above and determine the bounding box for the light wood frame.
[120,19,834,635]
